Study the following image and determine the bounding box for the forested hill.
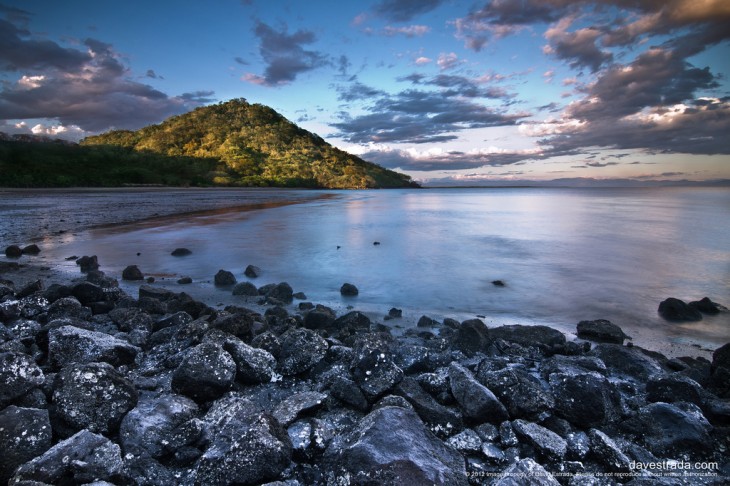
[80,99,417,188]
[0,98,417,188]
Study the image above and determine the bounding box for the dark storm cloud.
[0,18,91,71]
[372,0,445,22]
[332,88,527,144]
[245,21,329,86]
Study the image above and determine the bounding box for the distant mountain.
[79,98,417,189]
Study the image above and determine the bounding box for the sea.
[1,186,728,357]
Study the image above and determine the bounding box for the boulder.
[16,279,43,299]
[171,343,236,402]
[232,281,258,296]
[52,362,138,435]
[417,315,438,328]
[576,319,629,344]
[0,351,45,403]
[22,244,41,255]
[449,363,508,424]
[0,406,52,484]
[489,324,566,349]
[492,458,560,486]
[48,325,139,368]
[688,297,724,314]
[658,297,703,321]
[277,328,328,376]
[171,247,192,256]
[549,373,621,428]
[446,429,483,453]
[122,264,145,280]
[340,282,359,296]
[244,264,261,278]
[272,391,328,427]
[304,308,337,330]
[4,244,22,258]
[119,394,199,459]
[351,343,404,400]
[512,419,567,463]
[70,282,106,305]
[46,296,93,321]
[9,429,123,484]
[646,374,704,406]
[588,343,664,381]
[223,338,277,384]
[214,269,237,286]
[476,367,554,420]
[625,402,712,456]
[324,406,468,485]
[395,376,463,433]
[264,282,294,303]
[330,375,369,411]
[76,255,99,272]
[139,284,175,302]
[588,428,631,473]
[450,318,490,357]
[178,276,193,284]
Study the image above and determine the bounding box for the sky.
[1,0,729,185]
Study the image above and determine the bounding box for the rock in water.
[214,269,237,286]
[122,264,145,280]
[340,282,359,296]
[324,406,468,485]
[22,244,41,255]
[689,297,724,314]
[576,319,629,344]
[244,264,262,278]
[171,247,192,256]
[76,255,99,272]
[4,245,22,257]
[658,297,703,321]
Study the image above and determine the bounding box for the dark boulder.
[304,308,337,330]
[16,279,43,299]
[658,297,703,321]
[4,244,22,258]
[646,374,704,406]
[214,269,237,286]
[278,328,328,376]
[623,402,712,456]
[576,319,629,344]
[549,373,621,428]
[76,255,99,272]
[265,282,294,303]
[688,297,724,315]
[272,391,328,427]
[330,375,369,411]
[449,363,508,424]
[9,429,123,485]
[171,343,236,402]
[51,361,138,435]
[710,343,730,397]
[46,296,92,322]
[332,310,371,333]
[244,264,262,278]
[512,419,567,463]
[476,367,554,420]
[492,457,560,486]
[340,282,359,296]
[0,406,52,484]
[395,376,463,434]
[451,318,490,357]
[232,281,258,296]
[323,406,468,485]
[417,315,438,328]
[0,351,45,404]
[178,276,193,284]
[119,394,199,459]
[171,247,192,256]
[48,325,139,368]
[588,343,664,381]
[489,324,566,349]
[22,244,41,255]
[139,284,175,302]
[122,264,144,280]
[153,311,193,332]
[351,342,404,400]
[588,428,631,474]
[223,338,277,384]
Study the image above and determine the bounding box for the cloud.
[436,52,462,71]
[585,161,619,167]
[372,0,445,22]
[382,25,430,37]
[542,16,612,72]
[0,18,91,71]
[414,56,432,65]
[243,21,329,86]
[336,82,386,102]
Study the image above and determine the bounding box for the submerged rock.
[658,297,703,321]
[340,282,359,296]
[244,264,262,278]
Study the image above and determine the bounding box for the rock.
[658,297,703,321]
[223,338,277,384]
[214,269,237,286]
[48,325,139,368]
[512,419,567,462]
[476,367,554,420]
[646,374,704,406]
[278,328,328,376]
[330,375,369,411]
[446,428,483,453]
[272,391,328,427]
[0,351,45,404]
[395,376,463,433]
[351,343,404,400]
[16,279,43,299]
[450,318,490,357]
[625,402,712,456]
[244,264,262,278]
[449,363,508,424]
[688,297,724,314]
[171,343,236,402]
[588,343,664,381]
[417,315,438,328]
[540,355,607,378]
[232,281,258,296]
[262,282,293,303]
[211,311,255,341]
[5,244,22,257]
[178,276,193,284]
[0,406,52,484]
[388,307,402,318]
[46,296,92,321]
[549,373,621,428]
[119,394,199,459]
[195,411,292,486]
[22,244,41,255]
[489,324,566,349]
[76,255,99,272]
[588,428,631,473]
[9,429,123,484]
[712,342,730,373]
[492,280,505,287]
[332,310,371,334]
[340,282,358,296]
[576,319,629,344]
[324,406,467,485]
[171,247,192,256]
[122,264,144,280]
[139,284,175,302]
[492,458,561,486]
[304,308,337,330]
[153,311,193,332]
[52,362,138,435]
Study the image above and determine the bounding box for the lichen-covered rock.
[48,325,139,368]
[450,318,490,357]
[588,428,631,474]
[272,391,327,427]
[351,344,403,400]
[0,351,45,404]
[576,319,629,344]
[171,343,236,402]
[588,343,664,381]
[52,362,138,435]
[395,376,463,434]
[119,394,199,459]
[492,458,560,486]
[0,406,52,484]
[512,419,567,463]
[549,372,621,428]
[9,429,123,484]
[324,406,468,485]
[624,402,712,457]
[476,367,554,420]
[223,338,277,384]
[449,363,508,424]
[277,328,328,376]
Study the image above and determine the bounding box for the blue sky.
[1,0,728,185]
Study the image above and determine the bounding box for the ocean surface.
[1,187,728,356]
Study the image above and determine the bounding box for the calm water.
[2,187,729,354]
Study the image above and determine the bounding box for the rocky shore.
[1,256,729,485]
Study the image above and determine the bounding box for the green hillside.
[0,99,417,188]
[80,98,417,188]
